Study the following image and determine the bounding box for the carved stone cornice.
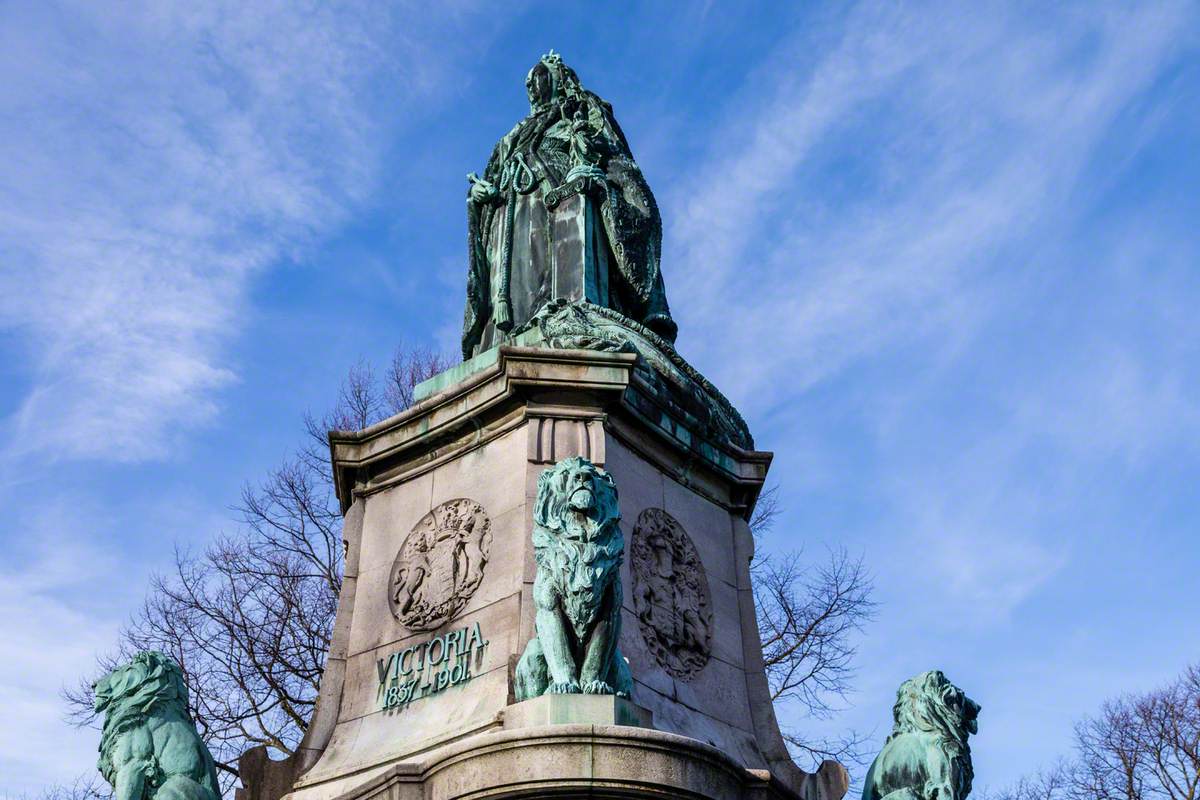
[327,346,635,512]
[329,345,772,518]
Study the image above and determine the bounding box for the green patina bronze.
[862,670,981,800]
[516,299,754,450]
[447,52,757,454]
[514,456,633,701]
[94,651,221,800]
[462,51,675,359]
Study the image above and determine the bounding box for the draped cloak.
[462,88,677,359]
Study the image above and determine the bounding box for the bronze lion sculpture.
[514,456,633,700]
[94,651,220,800]
[862,670,981,800]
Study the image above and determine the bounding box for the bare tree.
[749,485,877,767]
[1131,666,1200,800]
[383,344,449,412]
[1074,699,1148,800]
[979,763,1072,800]
[63,344,451,796]
[985,664,1200,800]
[23,775,109,800]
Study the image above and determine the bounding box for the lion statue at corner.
[514,456,633,701]
[94,651,220,800]
[862,670,981,800]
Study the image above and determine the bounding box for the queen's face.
[526,64,552,107]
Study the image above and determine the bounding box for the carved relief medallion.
[630,508,713,679]
[389,499,492,631]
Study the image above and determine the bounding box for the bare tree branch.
[987,664,1200,800]
[749,486,877,768]
[29,773,111,800]
[978,762,1072,800]
[753,546,875,709]
[783,728,873,770]
[750,484,782,534]
[384,342,452,414]
[61,344,449,796]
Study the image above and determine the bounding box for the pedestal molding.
[319,724,809,800]
[329,347,636,512]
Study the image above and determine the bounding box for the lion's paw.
[548,680,581,694]
[582,680,614,695]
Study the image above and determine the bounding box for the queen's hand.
[466,173,498,204]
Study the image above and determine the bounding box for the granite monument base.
[238,346,847,800]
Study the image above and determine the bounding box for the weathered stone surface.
[298,725,817,800]
[353,470,433,601]
[237,747,301,800]
[429,425,528,518]
[674,654,757,734]
[248,347,845,800]
[336,595,517,723]
[708,574,749,670]
[664,472,740,589]
[627,678,767,767]
[503,693,653,729]
[630,506,714,680]
[617,595,678,699]
[388,498,491,630]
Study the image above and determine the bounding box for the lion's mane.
[533,455,621,538]
[531,457,622,635]
[893,670,974,796]
[514,456,633,701]
[96,652,192,778]
[865,670,977,800]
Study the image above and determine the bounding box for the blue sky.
[1,1,1198,795]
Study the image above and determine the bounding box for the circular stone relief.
[389,498,492,631]
[630,507,713,679]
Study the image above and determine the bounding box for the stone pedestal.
[503,694,653,730]
[239,346,847,800]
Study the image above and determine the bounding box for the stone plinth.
[290,725,823,800]
[503,694,653,730]
[238,346,848,800]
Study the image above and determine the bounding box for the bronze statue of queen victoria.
[462,51,676,359]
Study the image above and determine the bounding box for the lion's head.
[532,457,622,636]
[892,670,980,739]
[94,650,190,717]
[891,670,980,793]
[534,456,620,541]
[94,651,196,781]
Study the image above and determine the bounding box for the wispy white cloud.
[0,2,476,464]
[0,504,123,795]
[0,3,519,792]
[663,0,1197,621]
[885,436,1071,622]
[873,223,1200,620]
[667,1,1194,410]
